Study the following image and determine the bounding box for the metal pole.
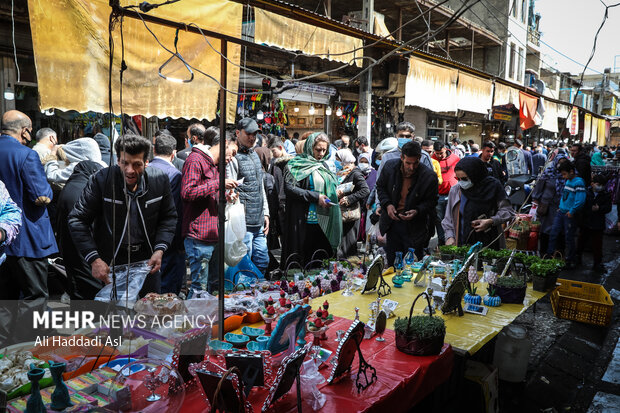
[218,39,227,341]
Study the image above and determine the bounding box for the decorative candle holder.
[49,360,72,411]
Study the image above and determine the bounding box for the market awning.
[456,73,493,115]
[254,8,363,67]
[494,83,521,107]
[541,101,559,133]
[28,0,242,121]
[405,56,457,112]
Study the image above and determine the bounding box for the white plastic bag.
[225,200,247,267]
[95,260,150,303]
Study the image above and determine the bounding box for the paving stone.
[587,391,620,413]
[545,346,592,380]
[557,334,602,362]
[601,338,620,385]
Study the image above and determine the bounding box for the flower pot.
[493,284,526,304]
[464,293,482,305]
[395,332,445,356]
[545,273,559,290]
[440,253,453,262]
[532,275,547,292]
[483,295,501,307]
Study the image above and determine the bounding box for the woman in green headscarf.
[282,132,342,264]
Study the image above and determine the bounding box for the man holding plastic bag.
[68,134,177,299]
[182,131,238,297]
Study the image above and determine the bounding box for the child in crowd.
[547,161,586,268]
[577,174,612,271]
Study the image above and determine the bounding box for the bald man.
[0,110,57,347]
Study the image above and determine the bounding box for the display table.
[233,273,546,356]
[182,316,454,412]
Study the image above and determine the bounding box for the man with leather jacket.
[68,134,177,297]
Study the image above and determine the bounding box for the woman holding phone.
[282,133,342,264]
[442,156,514,249]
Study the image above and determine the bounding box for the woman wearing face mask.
[283,133,342,264]
[335,149,370,258]
[576,174,612,271]
[356,153,377,243]
[442,157,514,249]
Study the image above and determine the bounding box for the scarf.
[454,157,505,247]
[287,133,342,250]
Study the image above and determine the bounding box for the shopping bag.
[225,200,248,266]
[94,260,150,303]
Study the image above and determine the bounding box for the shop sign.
[569,106,579,136]
[492,104,514,121]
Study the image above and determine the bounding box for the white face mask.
[359,163,371,172]
[458,180,474,190]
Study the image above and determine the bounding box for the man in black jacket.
[376,141,438,266]
[570,143,592,186]
[479,141,506,183]
[68,134,177,296]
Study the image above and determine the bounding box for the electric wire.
[11,0,20,83]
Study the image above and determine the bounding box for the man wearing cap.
[229,118,270,275]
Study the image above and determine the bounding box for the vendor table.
[321,273,546,355]
[182,316,454,412]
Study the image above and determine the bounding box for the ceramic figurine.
[354,307,360,321]
[25,363,46,413]
[49,360,72,411]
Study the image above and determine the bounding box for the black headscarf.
[454,157,506,247]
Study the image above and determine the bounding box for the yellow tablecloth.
[236,272,546,356]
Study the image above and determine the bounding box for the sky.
[536,0,620,75]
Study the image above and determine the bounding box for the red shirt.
[181,147,220,243]
[432,151,459,195]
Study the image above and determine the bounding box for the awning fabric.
[405,57,458,112]
[28,0,242,121]
[374,14,395,40]
[583,113,592,142]
[598,118,607,145]
[519,91,538,131]
[541,101,559,133]
[254,8,363,67]
[457,73,493,114]
[494,83,521,107]
[591,116,599,142]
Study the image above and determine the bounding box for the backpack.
[505,147,528,176]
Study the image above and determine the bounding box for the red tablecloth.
[181,317,453,412]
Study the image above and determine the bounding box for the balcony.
[527,27,540,48]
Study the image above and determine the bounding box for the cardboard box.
[464,360,499,413]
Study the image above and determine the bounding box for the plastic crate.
[550,279,614,327]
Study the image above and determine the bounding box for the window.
[517,48,524,82]
[511,0,518,18]
[522,0,527,23]
[509,43,516,79]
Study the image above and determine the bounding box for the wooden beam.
[326,0,331,18]
[397,7,403,41]
[470,29,474,66]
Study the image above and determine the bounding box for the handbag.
[342,202,361,222]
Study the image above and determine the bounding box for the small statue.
[354,307,360,321]
[49,361,73,411]
[25,363,46,413]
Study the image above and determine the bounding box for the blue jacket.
[559,176,586,216]
[0,134,58,258]
[532,152,546,175]
[149,157,183,248]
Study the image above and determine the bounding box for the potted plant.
[438,245,459,261]
[492,276,527,304]
[492,249,513,274]
[483,285,501,307]
[394,293,446,356]
[464,266,482,305]
[530,258,563,292]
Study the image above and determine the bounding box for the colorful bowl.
[241,326,265,340]
[209,339,233,352]
[247,337,269,352]
[224,333,250,349]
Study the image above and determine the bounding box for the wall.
[404,106,427,139]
